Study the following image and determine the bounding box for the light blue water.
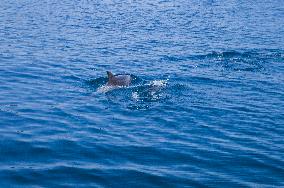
[0,0,284,187]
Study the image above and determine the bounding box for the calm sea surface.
[0,0,283,187]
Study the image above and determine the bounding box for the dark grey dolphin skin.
[106,71,131,86]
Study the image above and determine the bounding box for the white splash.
[131,79,168,101]
[149,79,168,87]
[132,91,139,100]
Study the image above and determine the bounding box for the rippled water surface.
[0,0,284,187]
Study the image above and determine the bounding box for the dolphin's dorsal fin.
[107,71,114,80]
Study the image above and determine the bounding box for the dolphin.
[106,71,131,87]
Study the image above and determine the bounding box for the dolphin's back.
[107,74,131,86]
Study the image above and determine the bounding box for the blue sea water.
[0,0,284,187]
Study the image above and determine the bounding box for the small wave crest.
[196,51,268,72]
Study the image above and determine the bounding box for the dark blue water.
[1,0,284,187]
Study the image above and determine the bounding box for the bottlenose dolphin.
[106,71,131,86]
